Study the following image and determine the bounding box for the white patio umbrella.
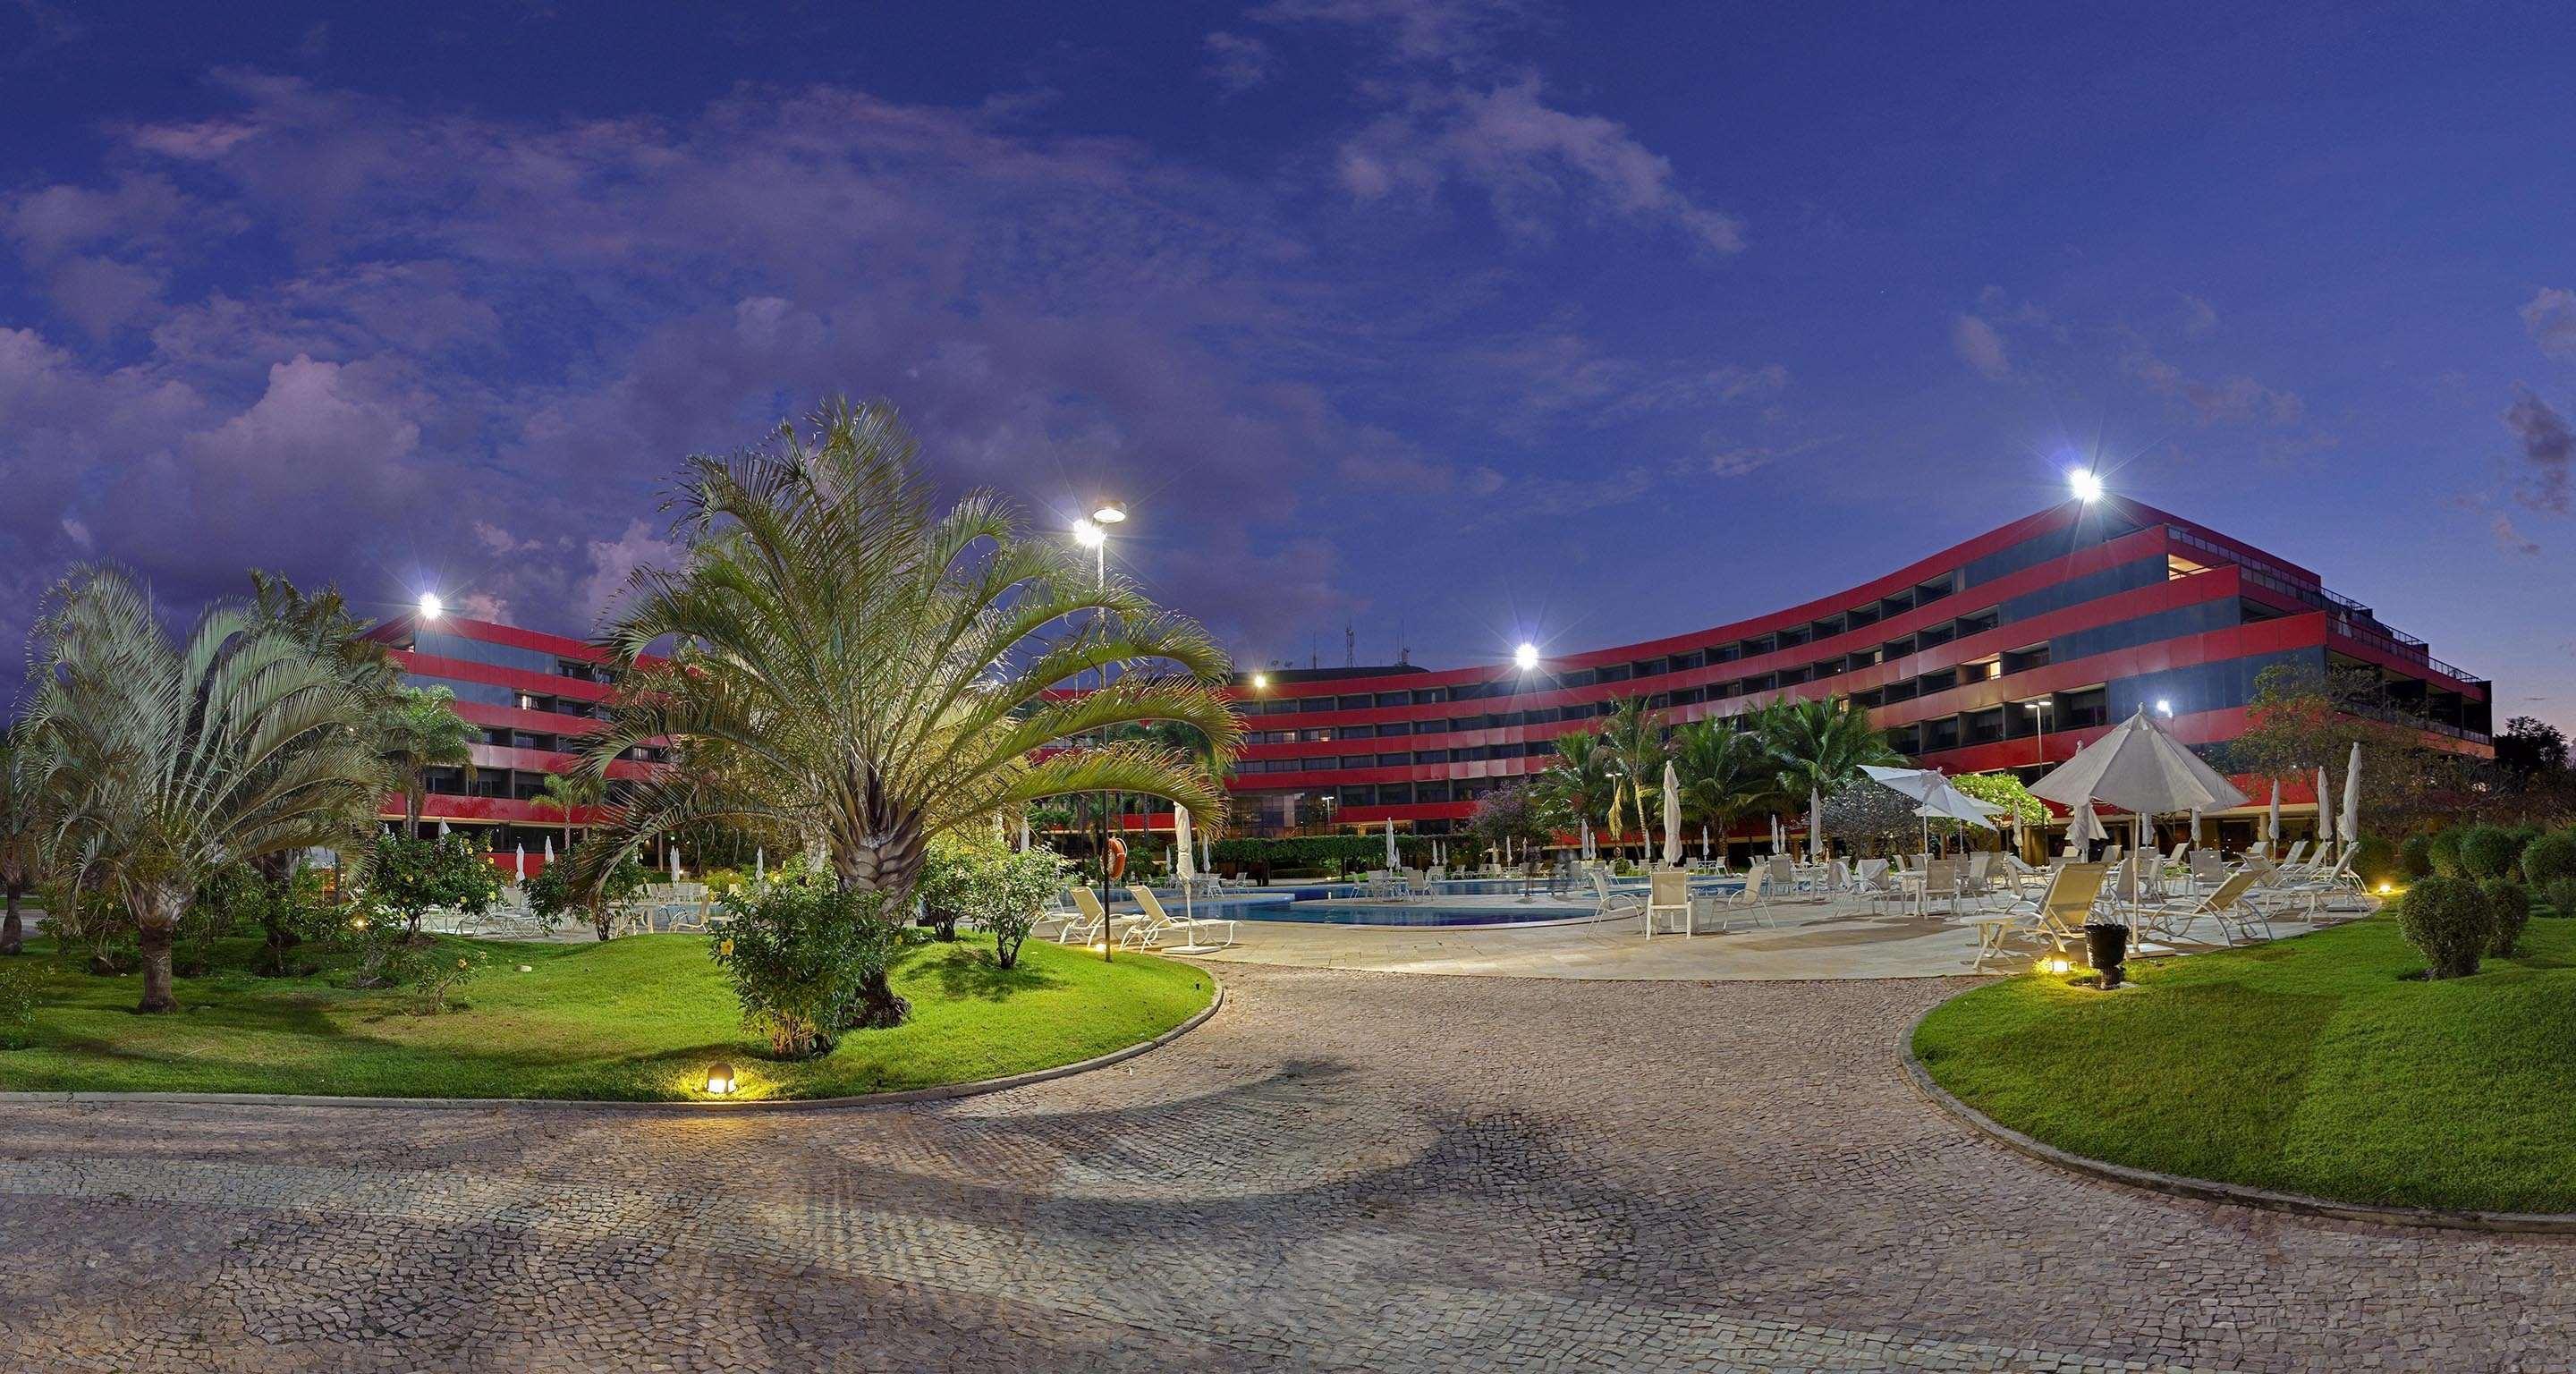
[1383,817,1398,869]
[2339,742,2363,853]
[1174,804,1197,924]
[2267,780,2282,851]
[2066,798,2107,849]
[1862,764,1973,860]
[1662,761,1682,868]
[2314,765,2334,852]
[513,844,525,882]
[2031,704,2250,906]
[436,818,450,838]
[754,847,765,886]
[1018,818,1030,852]
[1808,786,1824,861]
[670,848,682,883]
[1580,818,1593,861]
[2187,807,2201,852]
[1701,825,1712,861]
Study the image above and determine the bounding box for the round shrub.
[2396,876,2490,980]
[709,881,904,1058]
[2484,880,2531,958]
[2459,825,2521,880]
[2523,831,2576,890]
[2348,835,2399,890]
[2398,834,2436,880]
[2542,877,2576,920]
[2426,828,2465,878]
[2508,827,2544,875]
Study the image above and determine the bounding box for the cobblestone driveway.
[4,966,2571,1371]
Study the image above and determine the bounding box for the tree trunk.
[135,891,183,1014]
[2,885,21,956]
[850,966,910,1030]
[836,822,923,1030]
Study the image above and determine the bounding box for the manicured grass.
[0,930,1213,1102]
[1913,913,2576,1212]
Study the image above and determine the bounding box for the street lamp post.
[1074,506,1122,961]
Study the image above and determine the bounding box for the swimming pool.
[1234,900,1601,927]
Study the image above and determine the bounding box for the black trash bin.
[2084,921,2131,989]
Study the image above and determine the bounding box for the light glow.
[1092,500,1127,524]
[704,1061,737,1096]
[2155,699,2174,717]
[2068,469,2104,503]
[417,591,444,620]
[1072,519,1106,549]
[1250,672,1269,691]
[1513,641,1539,672]
[2043,957,2074,976]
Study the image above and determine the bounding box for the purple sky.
[4,2,2573,722]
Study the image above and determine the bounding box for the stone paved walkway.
[3,966,2569,1371]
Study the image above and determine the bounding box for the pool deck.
[1186,890,2340,980]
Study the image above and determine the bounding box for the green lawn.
[1913,912,2576,1212]
[0,930,1214,1102]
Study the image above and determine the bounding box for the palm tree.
[534,769,604,850]
[1668,717,1777,857]
[1751,694,1900,802]
[26,565,386,1013]
[1535,726,1620,844]
[0,727,53,956]
[377,686,477,838]
[579,399,1237,1028]
[1597,697,1668,858]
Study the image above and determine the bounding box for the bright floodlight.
[1091,500,1127,524]
[1072,518,1106,549]
[417,592,444,621]
[1513,641,1539,671]
[2068,469,2104,503]
[2155,699,2174,717]
[1250,672,1269,690]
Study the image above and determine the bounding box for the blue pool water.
[1233,900,1597,927]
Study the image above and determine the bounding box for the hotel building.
[1220,497,2488,850]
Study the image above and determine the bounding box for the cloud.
[2494,513,2542,556]
[2505,385,2573,514]
[1951,315,2010,379]
[1333,74,1742,252]
[2523,287,2576,360]
[2180,293,2220,336]
[1254,0,1537,64]
[1202,31,1272,92]
[2126,352,2304,425]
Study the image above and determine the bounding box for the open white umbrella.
[2031,704,2249,904]
[2339,742,2362,853]
[2315,765,2334,852]
[1383,817,1398,869]
[1662,762,1682,868]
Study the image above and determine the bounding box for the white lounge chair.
[1124,886,1236,954]
[1972,862,2109,972]
[2141,870,2269,947]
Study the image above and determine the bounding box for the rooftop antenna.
[1344,622,1355,667]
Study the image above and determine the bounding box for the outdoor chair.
[1055,886,1136,947]
[2140,870,2270,947]
[1124,886,1236,954]
[1920,858,1964,920]
[1972,862,2108,972]
[1707,865,1775,932]
[1644,869,1693,938]
[1587,870,1647,923]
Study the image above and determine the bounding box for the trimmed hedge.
[2522,831,2576,889]
[2398,833,2435,880]
[2426,829,2465,878]
[2459,825,2521,880]
[2484,879,2532,958]
[2397,876,2490,980]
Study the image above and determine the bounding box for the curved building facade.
[1220,497,2489,843]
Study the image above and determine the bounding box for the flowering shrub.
[708,880,903,1058]
[407,947,492,1015]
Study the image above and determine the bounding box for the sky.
[4,1,2574,723]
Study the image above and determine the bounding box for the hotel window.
[1596,663,1632,683]
[1917,668,1958,694]
[1411,687,1448,705]
[1922,717,1961,751]
[1878,589,1916,618]
[1336,694,1371,711]
[1775,624,1810,649]
[1845,603,1880,629]
[1673,648,1707,670]
[1914,574,1955,606]
[2001,644,2050,674]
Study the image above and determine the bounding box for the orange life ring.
[1106,835,1128,879]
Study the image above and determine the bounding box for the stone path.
[2,965,2569,1370]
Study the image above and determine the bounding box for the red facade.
[1219,497,2488,839]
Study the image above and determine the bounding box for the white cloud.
[1952,315,2010,379]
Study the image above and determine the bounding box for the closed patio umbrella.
[1579,819,1591,861]
[1175,804,1196,923]
[513,844,525,882]
[2067,799,2107,850]
[754,847,764,885]
[2267,780,2282,852]
[1384,817,1398,869]
[1662,761,1682,868]
[1808,786,1824,861]
[2315,765,2334,852]
[1018,818,1030,852]
[2340,742,2363,853]
[1701,825,1712,861]
[437,819,450,838]
[670,848,682,883]
[542,835,554,869]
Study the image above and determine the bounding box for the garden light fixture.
[703,1061,737,1095]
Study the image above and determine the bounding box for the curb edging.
[1899,1000,2576,1235]
[0,975,1224,1115]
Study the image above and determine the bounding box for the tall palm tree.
[579,399,1237,1028]
[0,727,53,956]
[377,686,478,838]
[1668,717,1777,854]
[1535,726,1620,843]
[26,565,386,1012]
[1597,697,1668,856]
[534,770,605,850]
[1752,694,1900,803]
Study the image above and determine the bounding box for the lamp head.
[1072,519,1106,549]
[1513,641,1539,672]
[417,592,444,621]
[2068,469,2105,503]
[1091,499,1127,524]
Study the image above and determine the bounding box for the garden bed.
[1911,912,2576,1213]
[0,931,1213,1102]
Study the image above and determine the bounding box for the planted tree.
[27,565,385,1013]
[525,843,649,940]
[578,399,1235,1030]
[534,769,605,850]
[1467,781,1555,873]
[1669,718,1776,858]
[377,686,478,840]
[367,832,505,940]
[1750,694,1902,802]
